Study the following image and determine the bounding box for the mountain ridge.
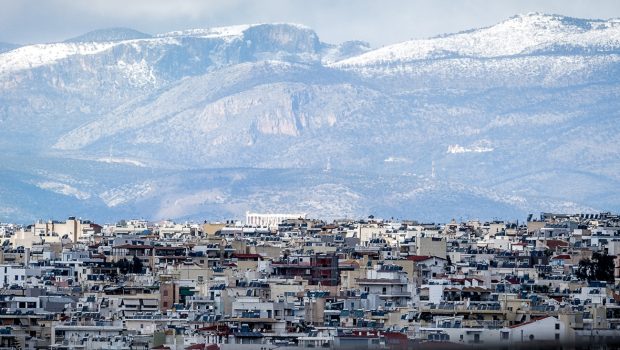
[333,12,620,68]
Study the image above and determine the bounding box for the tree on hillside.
[132,256,144,273]
[575,252,615,282]
[114,257,144,275]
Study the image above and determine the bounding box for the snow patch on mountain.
[35,181,91,200]
[0,42,116,75]
[100,182,154,207]
[384,156,411,163]
[96,157,147,167]
[447,144,494,154]
[116,59,157,87]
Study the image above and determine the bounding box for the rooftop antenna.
[431,160,436,179]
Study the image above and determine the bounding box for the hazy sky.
[2,0,620,47]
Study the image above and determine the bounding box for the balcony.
[379,292,411,299]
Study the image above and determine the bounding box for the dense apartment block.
[0,212,618,349]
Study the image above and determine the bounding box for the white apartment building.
[245,212,306,229]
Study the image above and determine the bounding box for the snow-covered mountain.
[334,13,620,67]
[1,14,619,223]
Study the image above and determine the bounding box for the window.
[555,323,560,330]
[529,335,534,341]
[555,334,560,340]
[501,332,509,340]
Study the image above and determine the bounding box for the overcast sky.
[1,0,620,47]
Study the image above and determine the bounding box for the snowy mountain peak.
[0,22,322,77]
[497,12,612,33]
[333,13,620,68]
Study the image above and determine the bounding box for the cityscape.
[2,0,620,349]
[0,211,618,349]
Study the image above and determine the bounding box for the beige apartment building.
[32,217,101,242]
